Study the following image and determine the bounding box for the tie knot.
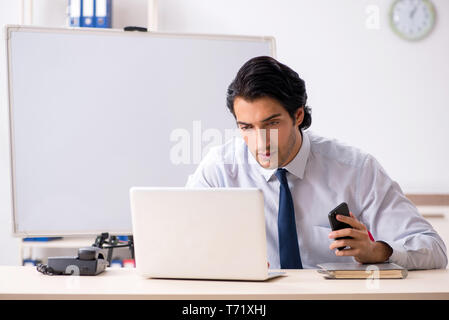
[275,168,288,185]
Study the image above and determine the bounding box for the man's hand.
[328,212,393,264]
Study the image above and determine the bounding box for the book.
[317,262,408,279]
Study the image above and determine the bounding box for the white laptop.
[129,187,285,281]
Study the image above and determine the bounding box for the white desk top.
[1,266,449,300]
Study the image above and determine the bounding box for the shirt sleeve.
[185,147,223,188]
[357,154,448,270]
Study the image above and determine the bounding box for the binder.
[94,0,112,28]
[81,0,95,27]
[68,0,82,27]
[69,0,112,28]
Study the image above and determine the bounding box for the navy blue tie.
[275,168,303,269]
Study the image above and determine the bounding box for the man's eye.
[240,126,252,131]
[268,121,279,126]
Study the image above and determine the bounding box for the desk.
[0,266,448,300]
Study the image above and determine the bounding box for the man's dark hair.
[226,56,311,131]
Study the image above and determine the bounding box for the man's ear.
[295,107,305,127]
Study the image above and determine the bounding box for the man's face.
[233,96,304,169]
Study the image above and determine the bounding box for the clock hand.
[410,4,418,19]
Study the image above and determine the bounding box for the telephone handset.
[37,246,108,276]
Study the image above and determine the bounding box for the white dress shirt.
[185,129,447,269]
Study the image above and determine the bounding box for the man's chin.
[259,162,276,169]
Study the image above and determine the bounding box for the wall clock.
[390,0,436,41]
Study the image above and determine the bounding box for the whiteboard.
[6,25,275,236]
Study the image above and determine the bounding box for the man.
[186,56,447,270]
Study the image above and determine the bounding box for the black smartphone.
[328,202,353,250]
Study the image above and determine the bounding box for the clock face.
[390,0,436,40]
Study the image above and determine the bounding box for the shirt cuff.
[379,240,408,268]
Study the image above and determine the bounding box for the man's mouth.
[257,151,275,160]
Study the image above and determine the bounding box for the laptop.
[129,187,285,281]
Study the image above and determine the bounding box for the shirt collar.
[257,130,311,182]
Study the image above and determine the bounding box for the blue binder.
[68,0,82,27]
[81,0,95,27]
[94,0,112,28]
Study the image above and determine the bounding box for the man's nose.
[256,128,270,149]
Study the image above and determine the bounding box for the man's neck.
[279,129,303,168]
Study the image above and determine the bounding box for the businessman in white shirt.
[186,56,447,270]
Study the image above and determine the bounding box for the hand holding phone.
[328,202,353,250]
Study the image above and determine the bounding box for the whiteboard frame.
[4,25,276,237]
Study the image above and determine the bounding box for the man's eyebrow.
[236,113,282,126]
[261,113,282,122]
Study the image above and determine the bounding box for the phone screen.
[328,202,353,250]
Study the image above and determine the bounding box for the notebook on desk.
[317,262,408,279]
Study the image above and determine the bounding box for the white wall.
[1,0,448,265]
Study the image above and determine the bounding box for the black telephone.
[37,246,108,276]
[328,202,353,251]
